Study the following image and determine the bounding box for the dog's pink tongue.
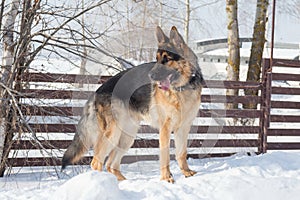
[160,79,170,91]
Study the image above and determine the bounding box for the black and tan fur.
[62,26,203,183]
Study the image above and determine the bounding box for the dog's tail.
[61,132,87,170]
[61,95,99,171]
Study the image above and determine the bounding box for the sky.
[188,0,300,44]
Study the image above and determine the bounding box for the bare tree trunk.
[138,0,147,61]
[184,0,190,43]
[0,0,6,31]
[244,0,269,109]
[126,0,131,59]
[159,1,163,27]
[225,0,240,110]
[0,0,41,176]
[79,47,87,87]
[0,0,20,176]
[79,0,87,88]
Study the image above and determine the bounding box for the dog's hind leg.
[106,129,137,181]
[91,121,122,172]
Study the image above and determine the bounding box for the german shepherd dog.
[62,26,203,183]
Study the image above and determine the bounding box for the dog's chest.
[144,87,201,129]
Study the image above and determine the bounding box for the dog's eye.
[162,55,168,64]
[172,54,181,61]
[168,53,181,62]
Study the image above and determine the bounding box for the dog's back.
[61,62,155,170]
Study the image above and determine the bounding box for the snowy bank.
[1,151,300,200]
[51,171,126,200]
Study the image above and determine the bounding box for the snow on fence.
[6,58,300,169]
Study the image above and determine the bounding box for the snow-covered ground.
[1,151,300,200]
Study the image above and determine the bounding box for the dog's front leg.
[174,124,197,178]
[159,118,174,183]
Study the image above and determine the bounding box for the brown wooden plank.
[26,124,159,134]
[271,101,300,109]
[21,73,111,84]
[7,153,239,167]
[198,109,261,118]
[11,139,259,150]
[272,87,300,95]
[123,154,241,164]
[203,80,262,89]
[21,89,261,104]
[22,105,261,118]
[270,115,300,123]
[21,73,263,89]
[10,140,71,149]
[272,73,300,81]
[8,157,63,167]
[25,124,260,134]
[21,89,93,99]
[27,124,77,133]
[21,106,83,116]
[193,126,260,133]
[267,143,300,150]
[272,59,300,68]
[201,95,261,104]
[268,129,300,136]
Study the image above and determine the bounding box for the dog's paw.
[91,157,103,171]
[182,169,197,177]
[107,167,127,181]
[161,173,175,184]
[115,172,126,181]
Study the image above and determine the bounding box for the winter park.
[1,0,300,199]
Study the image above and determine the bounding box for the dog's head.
[149,26,201,91]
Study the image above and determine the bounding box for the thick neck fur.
[173,67,203,92]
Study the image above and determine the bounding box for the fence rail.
[4,58,300,170]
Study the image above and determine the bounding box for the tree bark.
[184,0,190,43]
[138,0,147,61]
[0,0,20,177]
[244,0,269,109]
[79,0,87,88]
[0,0,6,31]
[159,1,163,27]
[225,0,240,110]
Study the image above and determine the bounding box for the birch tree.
[184,0,190,43]
[225,0,240,110]
[0,0,21,177]
[79,0,87,88]
[244,0,269,109]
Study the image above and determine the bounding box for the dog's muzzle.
[149,64,179,91]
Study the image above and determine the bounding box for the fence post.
[263,72,272,153]
[259,59,272,153]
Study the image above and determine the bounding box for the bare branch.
[29,0,113,62]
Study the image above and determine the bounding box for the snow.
[51,171,124,200]
[1,151,300,200]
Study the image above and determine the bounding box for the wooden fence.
[264,59,300,151]
[5,58,300,168]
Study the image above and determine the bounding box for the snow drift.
[2,151,300,200]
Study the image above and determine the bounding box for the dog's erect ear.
[170,26,185,49]
[170,26,198,67]
[156,26,168,44]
